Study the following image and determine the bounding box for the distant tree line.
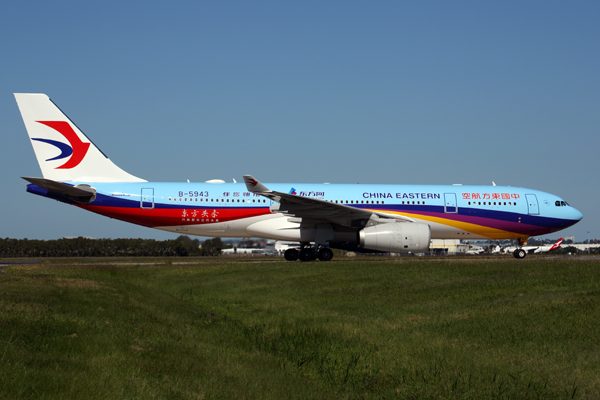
[0,236,223,258]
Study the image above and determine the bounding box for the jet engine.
[359,222,431,253]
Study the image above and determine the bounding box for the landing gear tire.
[513,249,526,259]
[317,248,334,262]
[299,248,314,262]
[284,248,299,261]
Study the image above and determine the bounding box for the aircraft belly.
[246,215,316,241]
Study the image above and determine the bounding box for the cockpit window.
[555,200,568,207]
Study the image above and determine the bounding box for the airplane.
[466,247,486,255]
[14,93,583,261]
[502,238,563,255]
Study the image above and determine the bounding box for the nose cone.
[570,206,583,222]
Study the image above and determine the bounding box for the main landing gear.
[284,243,333,262]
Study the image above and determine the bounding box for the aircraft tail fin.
[14,93,145,182]
[549,238,563,251]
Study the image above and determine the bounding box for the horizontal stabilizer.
[22,177,96,204]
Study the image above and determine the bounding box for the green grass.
[0,256,599,399]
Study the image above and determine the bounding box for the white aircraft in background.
[466,247,486,255]
[502,238,563,255]
[466,244,502,255]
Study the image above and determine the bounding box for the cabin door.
[141,188,154,209]
[444,193,458,213]
[526,194,539,215]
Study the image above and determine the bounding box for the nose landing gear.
[513,238,528,259]
[513,248,527,259]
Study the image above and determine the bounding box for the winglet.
[243,175,271,193]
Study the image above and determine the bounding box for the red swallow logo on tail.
[32,121,90,169]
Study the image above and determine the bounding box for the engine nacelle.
[359,222,431,253]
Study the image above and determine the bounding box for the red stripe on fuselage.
[77,205,271,227]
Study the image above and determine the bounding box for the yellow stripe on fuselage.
[375,209,525,240]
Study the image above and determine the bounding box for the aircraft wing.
[243,175,413,227]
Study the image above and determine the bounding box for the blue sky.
[1,1,598,241]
